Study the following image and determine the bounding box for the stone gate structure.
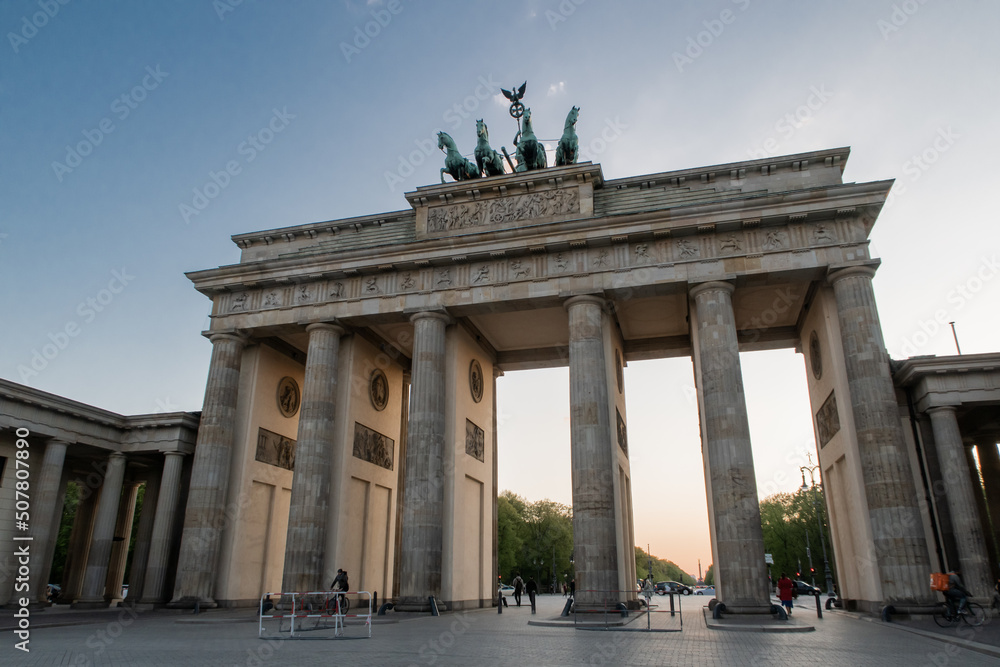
[4,147,995,616]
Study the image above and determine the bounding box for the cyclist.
[330,568,350,613]
[945,570,971,616]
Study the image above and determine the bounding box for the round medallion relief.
[276,377,300,418]
[469,359,484,403]
[809,331,822,380]
[369,368,389,411]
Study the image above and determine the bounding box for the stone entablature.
[894,353,1000,411]
[0,378,198,454]
[222,147,851,265]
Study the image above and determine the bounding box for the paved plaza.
[4,595,999,666]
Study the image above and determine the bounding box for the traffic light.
[796,571,801,578]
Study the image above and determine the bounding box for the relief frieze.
[427,188,579,233]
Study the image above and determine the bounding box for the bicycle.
[932,599,985,628]
[323,590,350,616]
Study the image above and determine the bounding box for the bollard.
[561,597,573,617]
[498,589,503,614]
[429,596,439,616]
[529,590,536,614]
[669,592,675,618]
[193,601,200,615]
[814,591,822,619]
[373,591,378,612]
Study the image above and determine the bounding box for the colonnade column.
[104,481,141,602]
[75,453,127,607]
[927,407,992,596]
[170,332,247,608]
[689,282,770,612]
[829,264,932,604]
[27,439,69,605]
[565,295,619,606]
[63,486,100,601]
[282,323,344,594]
[977,441,1000,550]
[397,311,450,611]
[141,452,186,604]
[126,466,162,606]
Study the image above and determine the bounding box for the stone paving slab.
[4,594,1000,666]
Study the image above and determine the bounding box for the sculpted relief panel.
[427,188,580,233]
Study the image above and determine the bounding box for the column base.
[716,603,775,615]
[394,596,448,613]
[72,599,113,610]
[166,596,218,610]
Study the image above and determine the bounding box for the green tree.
[759,486,835,587]
[497,491,573,592]
[634,546,695,585]
[703,564,714,586]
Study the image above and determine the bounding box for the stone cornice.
[0,378,201,445]
[187,179,890,296]
[893,353,1000,387]
[230,209,414,250]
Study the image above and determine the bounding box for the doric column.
[75,453,127,607]
[126,465,162,606]
[927,407,991,597]
[829,264,932,604]
[63,485,100,601]
[141,452,186,604]
[977,441,1000,554]
[564,295,620,607]
[282,322,344,593]
[397,311,450,611]
[689,282,770,612]
[28,439,69,605]
[170,332,246,608]
[104,481,141,602]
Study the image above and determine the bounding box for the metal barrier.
[258,590,373,639]
[571,588,685,632]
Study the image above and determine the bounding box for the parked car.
[498,584,514,597]
[792,580,820,596]
[695,586,716,596]
[655,581,693,595]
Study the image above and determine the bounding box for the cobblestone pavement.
[4,595,998,666]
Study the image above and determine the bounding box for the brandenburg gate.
[172,146,938,614]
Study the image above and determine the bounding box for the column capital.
[161,449,188,458]
[207,331,249,346]
[827,261,880,285]
[689,280,735,299]
[305,322,345,336]
[563,294,606,311]
[927,405,959,417]
[409,310,452,326]
[108,452,127,462]
[46,438,72,448]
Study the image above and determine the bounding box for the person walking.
[526,577,538,614]
[570,578,575,598]
[777,572,794,616]
[512,573,524,607]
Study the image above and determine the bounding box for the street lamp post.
[800,456,835,597]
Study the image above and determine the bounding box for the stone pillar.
[27,439,69,605]
[141,452,186,604]
[170,332,246,608]
[63,485,100,601]
[689,282,770,612]
[126,466,161,606]
[977,441,1000,553]
[492,367,501,601]
[564,295,620,607]
[104,481,141,603]
[927,407,992,597]
[829,265,932,604]
[965,444,1000,584]
[282,323,344,593]
[397,311,450,611]
[75,453,127,608]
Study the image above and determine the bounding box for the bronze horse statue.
[475,120,505,177]
[555,106,580,166]
[513,108,547,172]
[438,131,480,183]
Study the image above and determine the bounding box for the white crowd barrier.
[258,590,373,639]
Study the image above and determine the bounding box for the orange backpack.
[930,572,950,591]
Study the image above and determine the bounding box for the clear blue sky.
[2,1,998,576]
